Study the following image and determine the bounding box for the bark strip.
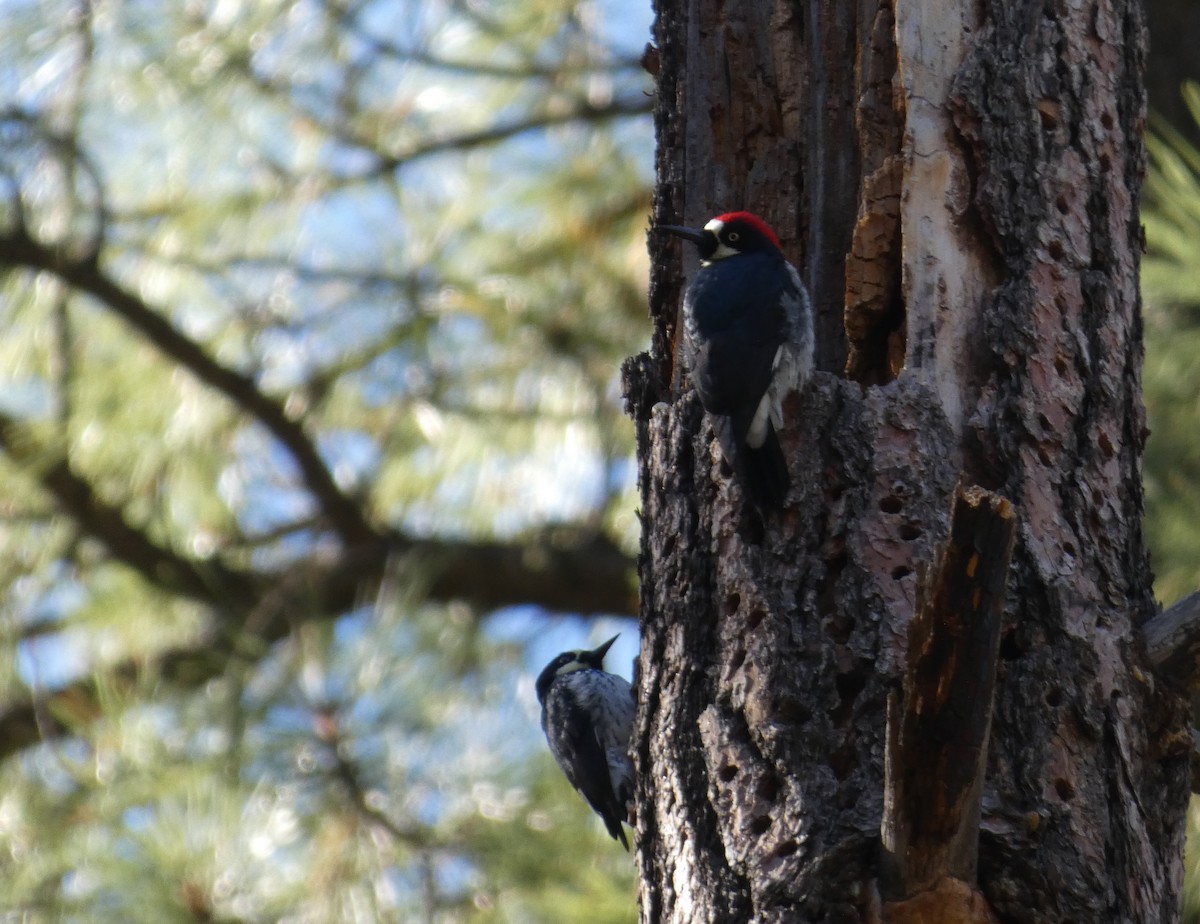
[881,484,1016,899]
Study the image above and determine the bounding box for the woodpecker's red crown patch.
[714,212,781,248]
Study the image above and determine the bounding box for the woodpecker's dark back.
[665,211,814,511]
[684,248,795,423]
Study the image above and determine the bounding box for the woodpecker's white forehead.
[703,218,725,234]
[556,656,587,675]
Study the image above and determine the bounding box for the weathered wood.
[877,876,1001,924]
[881,485,1016,899]
[1143,591,1200,687]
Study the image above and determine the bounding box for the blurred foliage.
[1145,82,1200,604]
[1143,79,1200,924]
[0,0,650,919]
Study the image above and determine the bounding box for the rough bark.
[626,1,1190,921]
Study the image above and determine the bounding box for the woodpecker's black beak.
[657,224,708,245]
[588,634,620,663]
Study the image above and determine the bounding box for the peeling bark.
[881,486,1016,898]
[629,1,1189,921]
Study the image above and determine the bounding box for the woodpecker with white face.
[536,634,635,849]
[660,212,814,510]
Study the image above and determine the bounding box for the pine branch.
[0,411,261,607]
[362,95,653,179]
[0,226,377,546]
[0,522,634,761]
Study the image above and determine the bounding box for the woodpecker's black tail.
[742,426,790,511]
[711,416,791,512]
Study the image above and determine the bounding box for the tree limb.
[0,404,637,761]
[0,226,377,546]
[363,96,654,179]
[1142,591,1200,689]
[0,411,262,607]
[0,526,635,761]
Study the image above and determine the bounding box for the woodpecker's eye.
[727,232,740,242]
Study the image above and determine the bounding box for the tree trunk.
[623,1,1191,921]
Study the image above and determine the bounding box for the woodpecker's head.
[659,211,782,264]
[535,634,620,703]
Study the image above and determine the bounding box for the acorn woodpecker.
[535,634,635,848]
[660,211,814,510]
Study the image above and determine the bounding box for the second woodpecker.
[661,211,814,510]
[536,634,635,848]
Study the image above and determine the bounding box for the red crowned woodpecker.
[660,211,814,511]
[536,634,635,848]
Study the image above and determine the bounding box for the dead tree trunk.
[623,1,1191,921]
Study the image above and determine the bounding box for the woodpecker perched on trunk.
[660,211,814,510]
[536,634,635,848]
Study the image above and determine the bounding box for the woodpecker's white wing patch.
[746,349,782,449]
[746,275,814,448]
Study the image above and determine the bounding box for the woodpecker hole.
[663,533,676,557]
[823,541,848,568]
[717,764,739,783]
[1062,540,1076,557]
[729,647,747,672]
[756,772,782,803]
[891,565,913,580]
[1100,111,1115,130]
[1055,778,1076,801]
[1097,430,1115,459]
[1099,153,1112,172]
[745,607,766,632]
[773,839,799,859]
[1037,412,1053,434]
[1038,447,1053,467]
[999,629,1025,661]
[774,694,811,726]
[879,494,903,514]
[1055,195,1070,215]
[725,592,741,615]
[835,669,867,705]
[1047,239,1065,261]
[749,815,773,836]
[899,523,922,541]
[1054,354,1070,376]
[1045,687,1063,708]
